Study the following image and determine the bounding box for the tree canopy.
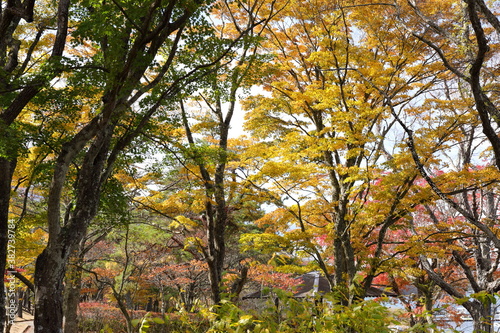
[1,0,500,332]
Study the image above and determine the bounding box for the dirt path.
[6,312,34,333]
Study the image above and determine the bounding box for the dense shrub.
[204,291,400,333]
[78,302,210,333]
[78,302,127,332]
[78,293,406,333]
[128,291,402,333]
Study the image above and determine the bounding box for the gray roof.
[243,271,397,299]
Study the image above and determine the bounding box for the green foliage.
[121,291,398,333]
[318,295,398,333]
[242,290,399,333]
[0,121,22,159]
[132,312,152,332]
[185,141,230,166]
[98,176,131,225]
[130,310,211,333]
[454,291,499,307]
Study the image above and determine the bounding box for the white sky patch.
[228,85,269,139]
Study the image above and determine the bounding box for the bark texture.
[0,0,70,329]
[0,158,16,331]
[63,257,84,333]
[32,0,202,329]
[35,124,112,332]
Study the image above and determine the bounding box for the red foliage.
[247,264,302,291]
[78,302,208,332]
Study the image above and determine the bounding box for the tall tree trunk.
[333,198,356,304]
[34,213,90,332]
[34,246,68,333]
[206,139,229,306]
[0,157,16,332]
[323,149,357,303]
[469,301,493,333]
[205,200,227,305]
[34,124,112,332]
[181,100,229,306]
[0,0,70,327]
[63,257,84,333]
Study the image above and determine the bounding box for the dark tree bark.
[0,158,16,330]
[35,122,113,332]
[333,205,356,298]
[33,246,70,333]
[181,100,229,305]
[32,0,211,329]
[0,0,70,330]
[63,230,109,333]
[63,253,84,333]
[230,266,248,302]
[469,301,494,333]
[177,11,270,302]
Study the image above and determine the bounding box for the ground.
[6,312,34,333]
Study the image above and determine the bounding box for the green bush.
[133,312,210,333]
[78,302,210,333]
[240,290,399,333]
[79,294,399,333]
[132,291,399,333]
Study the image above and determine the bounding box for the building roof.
[243,271,397,299]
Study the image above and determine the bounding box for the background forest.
[1,0,500,332]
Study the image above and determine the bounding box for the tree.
[402,0,500,168]
[63,228,111,333]
[129,0,281,306]
[146,259,210,312]
[179,0,281,306]
[80,222,176,333]
[62,184,125,333]
[0,1,70,329]
[28,0,255,330]
[7,0,500,331]
[241,0,439,304]
[392,0,500,331]
[401,120,500,332]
